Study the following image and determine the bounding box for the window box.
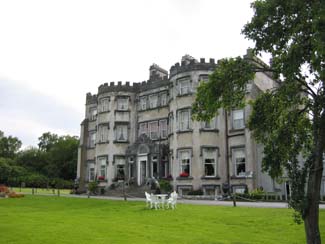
[98,176,105,181]
[179,172,189,177]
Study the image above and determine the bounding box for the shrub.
[8,192,24,198]
[0,185,9,193]
[249,188,265,200]
[188,189,203,195]
[159,179,172,193]
[88,181,99,194]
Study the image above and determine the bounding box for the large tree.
[192,1,324,243]
[0,132,22,159]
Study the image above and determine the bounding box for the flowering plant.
[98,176,105,181]
[179,172,189,177]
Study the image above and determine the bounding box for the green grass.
[11,187,71,195]
[0,196,324,244]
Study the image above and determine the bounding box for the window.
[232,148,246,177]
[117,97,128,110]
[151,155,158,178]
[98,157,107,179]
[203,148,217,177]
[179,150,191,176]
[98,125,109,143]
[201,117,216,130]
[160,93,167,106]
[148,121,158,140]
[115,125,128,142]
[178,109,191,131]
[178,78,191,95]
[199,75,209,83]
[89,107,97,120]
[159,119,168,139]
[139,123,148,136]
[149,94,158,109]
[323,153,325,176]
[168,113,173,134]
[88,164,95,181]
[129,157,135,178]
[89,131,96,148]
[232,109,244,129]
[99,97,109,112]
[115,156,125,180]
[140,96,147,110]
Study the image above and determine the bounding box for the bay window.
[179,149,191,176]
[115,125,128,142]
[117,97,128,110]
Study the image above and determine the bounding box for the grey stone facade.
[77,50,325,198]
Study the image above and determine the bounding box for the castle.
[76,50,296,198]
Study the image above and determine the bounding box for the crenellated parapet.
[98,81,140,94]
[169,57,217,78]
[139,78,169,92]
[86,93,97,105]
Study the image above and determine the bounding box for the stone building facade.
[77,50,325,197]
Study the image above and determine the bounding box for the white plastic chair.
[167,191,178,209]
[145,192,152,208]
[150,194,160,210]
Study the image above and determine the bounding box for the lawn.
[0,196,324,244]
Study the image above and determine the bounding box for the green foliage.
[192,57,255,121]
[0,134,22,159]
[193,0,324,241]
[38,132,59,152]
[158,179,172,192]
[88,181,99,194]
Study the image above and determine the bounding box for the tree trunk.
[304,147,323,244]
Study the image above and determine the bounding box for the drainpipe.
[225,109,230,186]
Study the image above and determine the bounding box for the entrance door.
[137,155,147,186]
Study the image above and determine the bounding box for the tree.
[0,134,22,159]
[38,132,59,152]
[47,135,79,180]
[192,1,324,243]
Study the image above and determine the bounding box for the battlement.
[98,81,140,94]
[86,93,97,105]
[169,56,217,78]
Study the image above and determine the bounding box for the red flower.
[98,176,105,180]
[180,172,189,177]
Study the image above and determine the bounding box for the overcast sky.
[0,0,256,148]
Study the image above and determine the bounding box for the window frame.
[178,149,191,176]
[178,109,191,131]
[115,124,128,142]
[99,97,109,113]
[232,147,246,177]
[149,94,158,109]
[232,109,245,130]
[159,119,168,139]
[117,97,129,111]
[148,121,159,140]
[203,148,218,177]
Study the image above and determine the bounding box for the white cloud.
[0,0,255,147]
